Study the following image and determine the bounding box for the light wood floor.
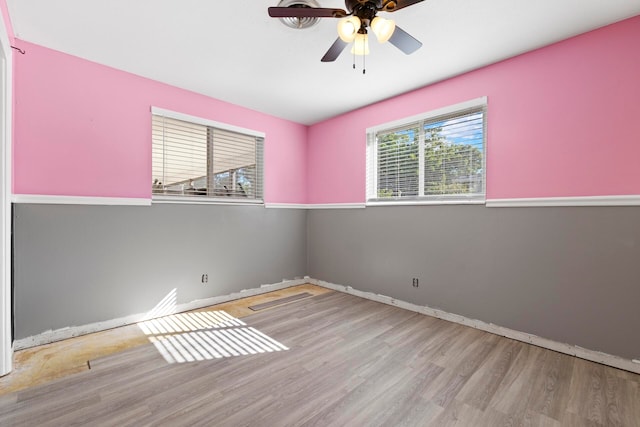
[0,284,330,396]
[1,288,639,426]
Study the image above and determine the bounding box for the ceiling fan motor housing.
[347,0,396,13]
[346,0,386,27]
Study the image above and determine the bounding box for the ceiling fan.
[268,0,425,62]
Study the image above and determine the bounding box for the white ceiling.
[6,0,640,125]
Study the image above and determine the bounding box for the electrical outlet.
[201,273,208,284]
[412,278,419,287]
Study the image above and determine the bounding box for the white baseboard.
[13,278,308,350]
[309,279,640,375]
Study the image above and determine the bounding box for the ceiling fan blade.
[388,25,422,54]
[321,38,349,62]
[268,7,347,18]
[382,0,425,12]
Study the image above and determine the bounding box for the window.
[366,98,486,203]
[152,108,264,202]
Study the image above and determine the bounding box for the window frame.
[366,97,487,206]
[151,107,265,206]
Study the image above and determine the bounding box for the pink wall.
[307,16,640,203]
[11,15,640,204]
[12,40,307,203]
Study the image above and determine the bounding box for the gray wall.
[307,205,640,361]
[13,203,307,339]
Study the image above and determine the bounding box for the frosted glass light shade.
[370,16,396,43]
[337,16,361,42]
[350,33,370,56]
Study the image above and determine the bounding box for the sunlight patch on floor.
[138,310,288,363]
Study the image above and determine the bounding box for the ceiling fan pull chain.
[363,50,366,74]
[353,45,356,70]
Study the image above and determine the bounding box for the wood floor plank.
[428,399,486,426]
[379,312,436,346]
[248,292,313,311]
[602,366,640,427]
[457,338,524,411]
[228,350,370,426]
[1,392,102,427]
[427,333,499,408]
[566,357,607,424]
[489,343,548,417]
[408,322,483,371]
[54,395,152,427]
[531,412,565,427]
[300,365,417,426]
[527,350,576,421]
[367,362,445,427]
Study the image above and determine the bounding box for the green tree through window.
[370,104,485,201]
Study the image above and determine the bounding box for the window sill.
[366,198,486,207]
[152,195,264,206]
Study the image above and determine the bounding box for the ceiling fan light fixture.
[337,16,361,42]
[370,16,396,43]
[350,33,370,56]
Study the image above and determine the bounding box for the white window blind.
[152,114,264,201]
[367,101,486,203]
